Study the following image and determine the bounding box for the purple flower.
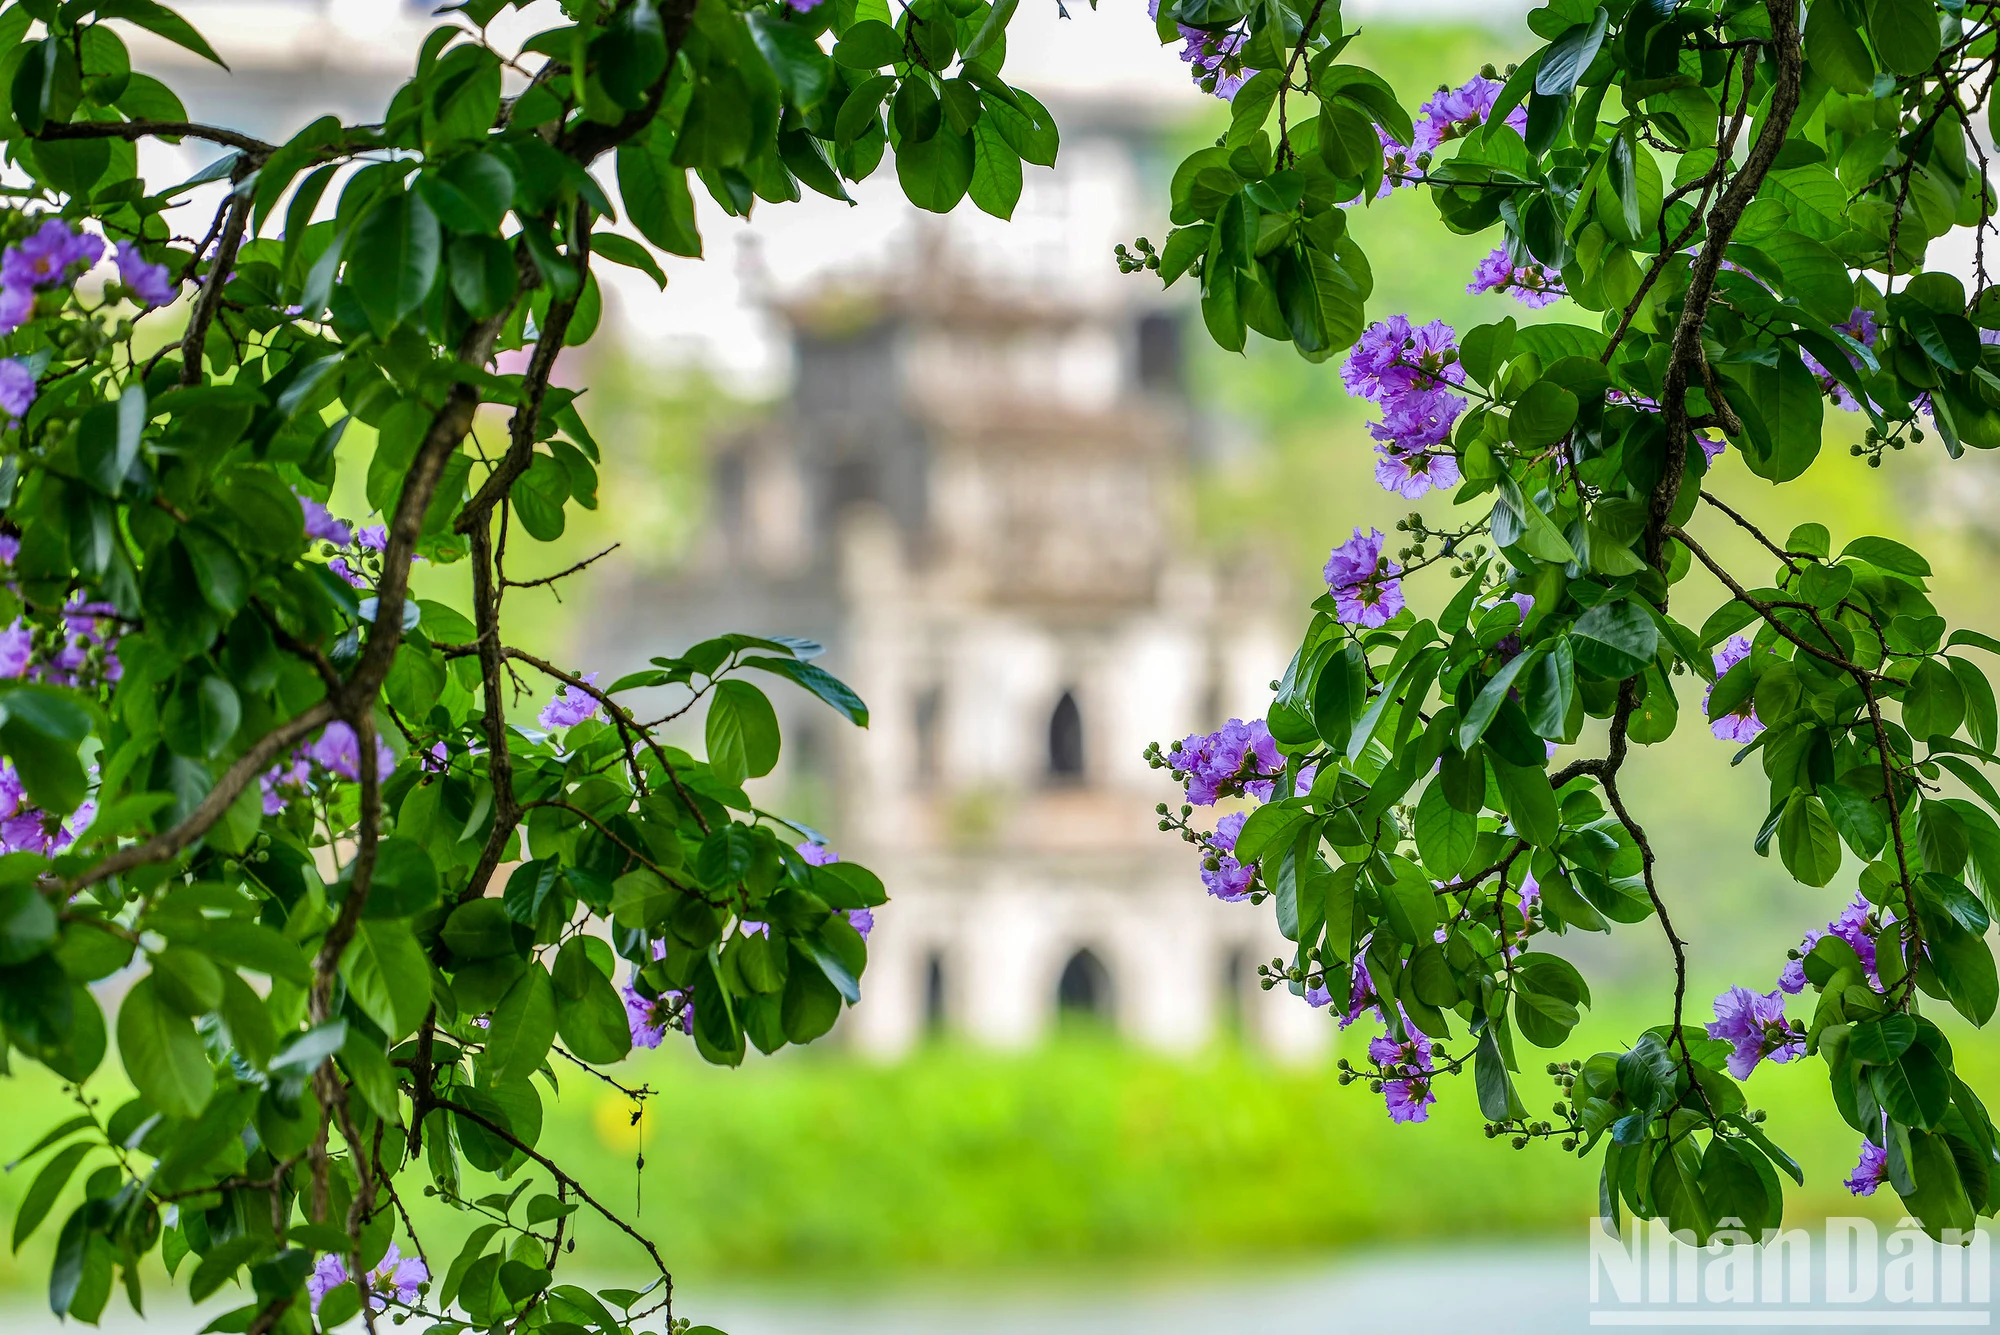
[306,1246,426,1314]
[1468,245,1565,308]
[1845,1138,1889,1196]
[308,721,394,784]
[297,492,353,547]
[1303,981,1333,1007]
[1802,308,1883,412]
[797,841,839,866]
[1705,984,1804,1079]
[539,674,601,730]
[2,219,102,292]
[846,907,874,939]
[1373,442,1463,499]
[307,1255,346,1314]
[0,622,28,680]
[1323,527,1404,628]
[1171,718,1283,806]
[113,240,176,308]
[1342,316,1465,404]
[623,983,689,1047]
[1419,75,1528,148]
[0,359,36,420]
[370,1246,427,1307]
[1696,433,1726,465]
[1201,810,1255,901]
[1368,1021,1437,1123]
[1176,23,1247,99]
[328,556,368,590]
[1705,635,1763,742]
[1294,762,1318,796]
[357,525,388,552]
[260,756,312,816]
[784,0,825,10]
[1336,942,1378,1028]
[0,282,31,334]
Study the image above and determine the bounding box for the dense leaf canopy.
[1143,0,2000,1247]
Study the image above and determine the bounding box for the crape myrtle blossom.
[1175,23,1248,99]
[1798,307,1882,411]
[1171,717,1284,805]
[1845,1136,1889,1196]
[297,492,354,547]
[540,674,602,730]
[1369,1026,1438,1123]
[111,240,176,308]
[305,1245,428,1314]
[1706,984,1805,1079]
[0,759,92,855]
[1777,892,1880,993]
[1324,527,1405,628]
[310,721,395,784]
[1343,317,1469,502]
[1201,810,1255,901]
[1705,635,1764,743]
[1378,75,1530,196]
[1467,245,1565,308]
[623,981,691,1047]
[0,358,35,420]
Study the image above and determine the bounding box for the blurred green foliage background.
[7,16,2000,1301]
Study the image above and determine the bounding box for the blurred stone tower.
[599,108,1323,1058]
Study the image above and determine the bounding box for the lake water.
[17,1240,1987,1333]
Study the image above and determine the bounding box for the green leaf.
[485,962,557,1085]
[1415,779,1477,880]
[706,679,779,790]
[1474,1025,1527,1120]
[617,132,702,258]
[448,233,518,318]
[1818,781,1888,859]
[337,919,431,1041]
[747,13,832,112]
[1804,0,1875,93]
[1535,7,1609,97]
[897,125,975,213]
[738,656,868,726]
[969,117,1023,220]
[1905,658,1966,741]
[1842,535,1932,579]
[552,937,632,1065]
[1866,0,1943,75]
[13,1140,93,1253]
[1570,599,1659,679]
[96,0,227,69]
[591,232,666,289]
[510,452,571,542]
[1459,649,1541,752]
[1777,793,1843,887]
[1490,753,1559,848]
[116,976,212,1120]
[832,19,904,68]
[346,188,441,334]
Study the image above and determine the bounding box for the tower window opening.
[1048,690,1084,781]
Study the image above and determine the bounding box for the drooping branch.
[32,119,277,157]
[180,188,251,387]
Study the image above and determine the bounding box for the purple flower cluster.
[1468,245,1565,309]
[112,240,175,308]
[1171,717,1284,806]
[259,722,395,815]
[1343,317,1466,499]
[1324,527,1405,628]
[0,360,33,420]
[1845,1136,1888,1196]
[1800,307,1881,412]
[0,592,126,691]
[1368,1028,1438,1123]
[0,760,93,855]
[1778,892,1879,993]
[623,980,691,1047]
[0,219,101,334]
[306,1245,428,1314]
[1705,635,1763,743]
[1706,984,1805,1079]
[298,493,353,547]
[540,674,602,730]
[1174,23,1247,99]
[1202,810,1255,901]
[1378,76,1530,195]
